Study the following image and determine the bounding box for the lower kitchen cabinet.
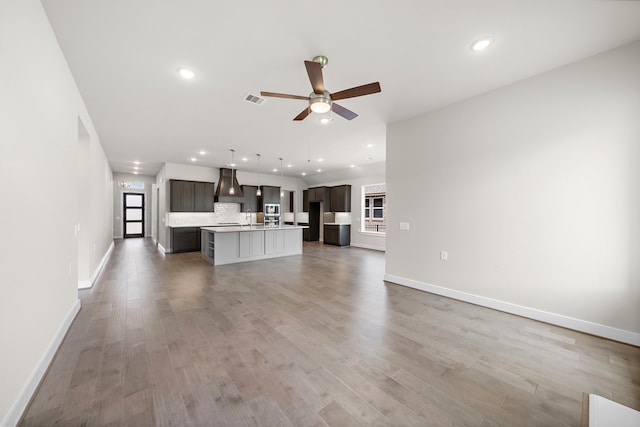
[324,224,350,246]
[171,227,201,253]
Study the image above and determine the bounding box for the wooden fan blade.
[330,82,381,101]
[260,91,309,101]
[293,107,311,121]
[332,103,358,120]
[304,61,324,94]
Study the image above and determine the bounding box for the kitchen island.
[201,225,307,265]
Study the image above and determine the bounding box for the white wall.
[0,0,114,424]
[113,173,156,238]
[386,41,640,344]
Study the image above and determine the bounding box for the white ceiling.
[41,0,640,180]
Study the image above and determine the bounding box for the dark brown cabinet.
[303,190,309,212]
[170,180,194,212]
[194,182,215,212]
[308,186,331,211]
[171,227,201,253]
[170,180,215,212]
[330,185,351,212]
[307,187,317,201]
[242,185,259,212]
[260,186,281,205]
[324,224,350,246]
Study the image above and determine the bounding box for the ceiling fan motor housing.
[309,90,332,113]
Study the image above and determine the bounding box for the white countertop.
[324,223,351,226]
[201,225,308,233]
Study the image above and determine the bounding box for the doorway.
[123,193,144,238]
[309,202,320,241]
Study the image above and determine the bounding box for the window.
[362,183,386,234]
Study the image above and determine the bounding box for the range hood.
[214,167,244,203]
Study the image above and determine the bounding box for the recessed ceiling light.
[471,37,494,52]
[301,172,307,176]
[366,144,374,148]
[177,68,195,79]
[133,166,139,170]
[242,157,248,162]
[199,150,206,155]
[287,164,292,168]
[317,169,322,173]
[133,161,140,165]
[190,157,197,162]
[133,171,139,175]
[318,158,324,162]
[273,168,278,172]
[350,164,355,168]
[230,163,236,167]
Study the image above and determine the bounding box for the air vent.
[244,93,266,105]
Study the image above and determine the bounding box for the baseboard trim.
[78,241,114,289]
[383,274,640,347]
[158,243,167,254]
[351,243,385,252]
[2,299,81,427]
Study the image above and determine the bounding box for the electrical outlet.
[440,251,448,261]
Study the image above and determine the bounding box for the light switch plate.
[400,222,410,231]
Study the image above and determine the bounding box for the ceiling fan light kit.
[260,55,381,121]
[309,91,332,113]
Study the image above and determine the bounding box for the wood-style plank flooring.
[21,238,640,426]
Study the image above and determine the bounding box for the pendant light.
[279,157,284,198]
[229,149,235,195]
[256,154,262,197]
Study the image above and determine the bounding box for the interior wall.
[0,0,114,424]
[77,119,91,283]
[112,173,156,238]
[386,41,640,341]
[156,164,168,250]
[88,132,113,281]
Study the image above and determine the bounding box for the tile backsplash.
[335,212,352,224]
[166,203,256,227]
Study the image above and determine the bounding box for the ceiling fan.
[260,55,381,121]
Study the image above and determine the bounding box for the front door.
[123,193,144,238]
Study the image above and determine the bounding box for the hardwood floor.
[21,238,640,426]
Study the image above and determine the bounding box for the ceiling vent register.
[244,93,266,105]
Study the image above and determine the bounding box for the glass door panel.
[123,193,144,238]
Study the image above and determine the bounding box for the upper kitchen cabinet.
[170,180,194,212]
[330,185,351,212]
[194,181,215,212]
[303,190,309,212]
[170,179,215,212]
[308,186,331,211]
[242,185,259,212]
[260,186,281,205]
